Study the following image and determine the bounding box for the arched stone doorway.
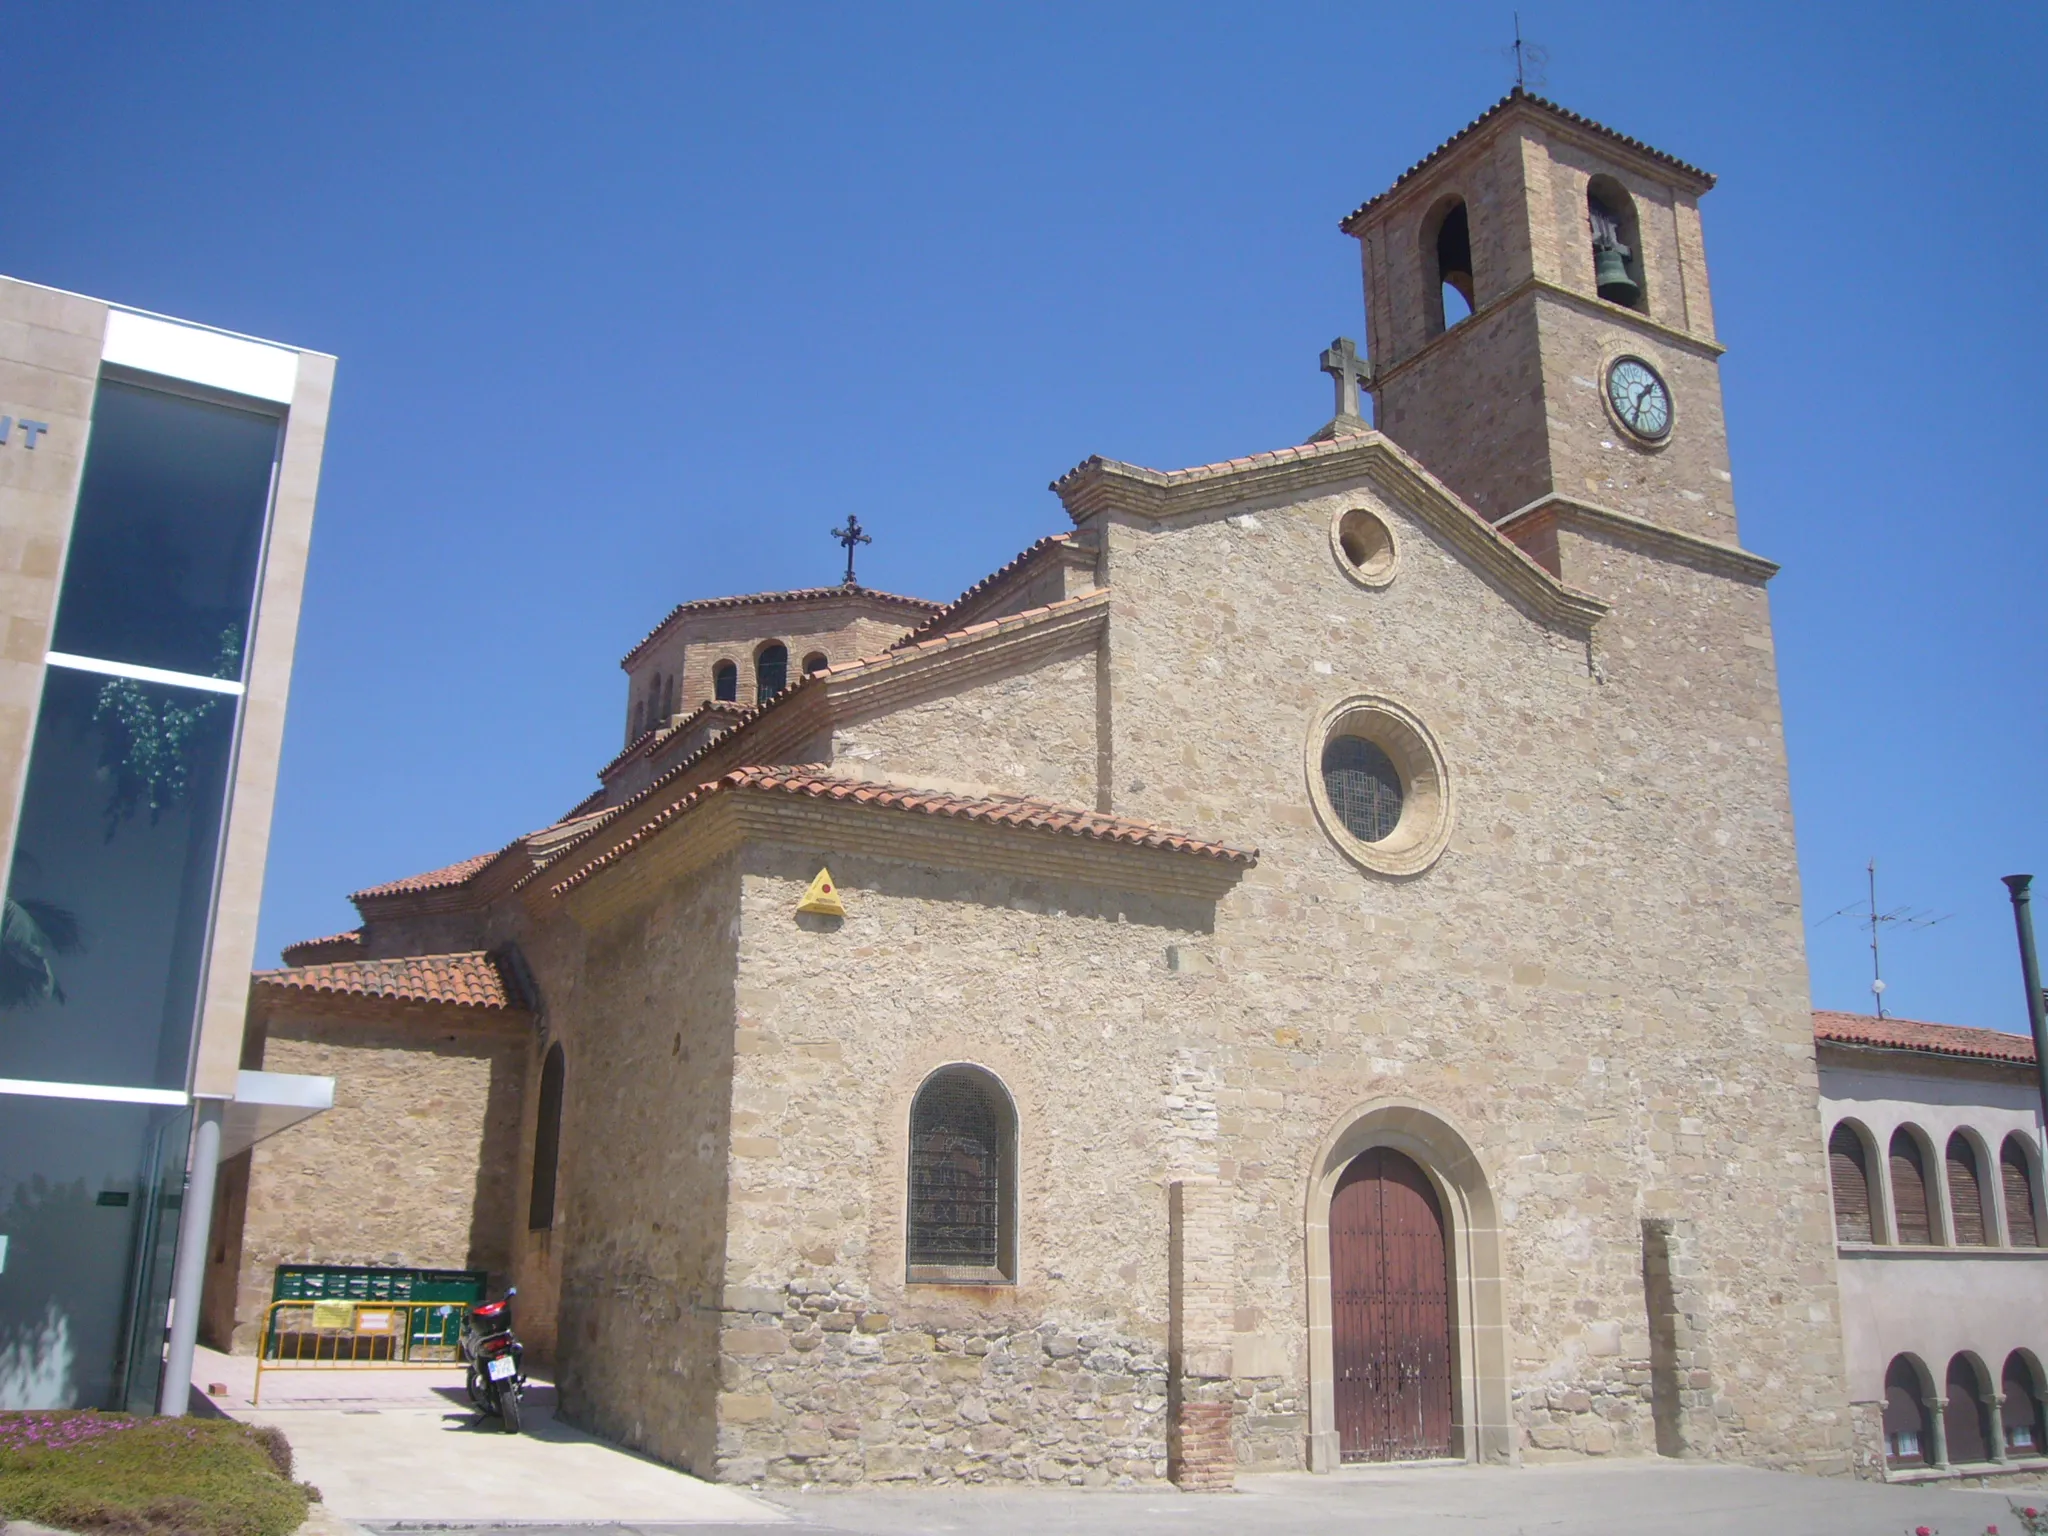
[1331,1147,1453,1461]
[1305,1100,1511,1470]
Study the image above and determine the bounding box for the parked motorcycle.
[460,1287,526,1432]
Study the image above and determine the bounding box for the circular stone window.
[1306,695,1453,876]
[1332,507,1397,587]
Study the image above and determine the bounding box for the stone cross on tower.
[831,515,871,587]
[1310,337,1371,443]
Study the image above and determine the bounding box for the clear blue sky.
[3,4,2042,1033]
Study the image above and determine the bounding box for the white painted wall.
[1819,1052,2048,1409]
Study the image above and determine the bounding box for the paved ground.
[193,1346,783,1526]
[357,1462,2040,1536]
[188,1352,2043,1534]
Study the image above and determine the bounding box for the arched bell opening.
[1419,196,1475,337]
[1304,1100,1508,1471]
[1586,175,1647,313]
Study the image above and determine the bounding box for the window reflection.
[51,380,279,680]
[0,667,235,1089]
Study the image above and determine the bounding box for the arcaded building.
[216,91,1889,1484]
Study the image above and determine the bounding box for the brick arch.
[1303,1099,1508,1470]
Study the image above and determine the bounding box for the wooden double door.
[1331,1147,1454,1462]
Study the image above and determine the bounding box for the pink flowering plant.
[0,1410,312,1536]
[1906,1511,2048,1536]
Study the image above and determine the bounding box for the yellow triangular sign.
[797,867,845,917]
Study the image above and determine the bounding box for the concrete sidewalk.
[192,1346,783,1526]
[339,1461,2048,1536]
[732,1461,2034,1536]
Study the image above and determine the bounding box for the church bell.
[1594,242,1639,307]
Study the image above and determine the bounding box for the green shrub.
[0,1412,312,1536]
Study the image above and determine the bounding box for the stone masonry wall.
[215,1001,528,1352]
[1082,461,1849,1471]
[708,846,1222,1485]
[544,852,742,1477]
[830,648,1099,809]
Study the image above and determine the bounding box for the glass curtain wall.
[0,375,282,1409]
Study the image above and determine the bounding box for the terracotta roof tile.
[596,699,751,782]
[1814,1010,2037,1066]
[892,535,1074,649]
[1339,88,1714,231]
[279,930,365,967]
[253,951,519,1012]
[550,765,1256,900]
[620,585,941,669]
[350,850,499,902]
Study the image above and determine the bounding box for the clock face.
[1606,356,1672,441]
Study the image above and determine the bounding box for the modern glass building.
[0,280,335,1412]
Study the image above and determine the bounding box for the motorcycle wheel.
[466,1364,493,1412]
[498,1383,522,1434]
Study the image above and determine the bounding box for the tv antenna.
[1508,13,1549,93]
[1818,858,1950,1019]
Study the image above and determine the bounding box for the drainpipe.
[158,1100,224,1415]
[2000,876,2048,1136]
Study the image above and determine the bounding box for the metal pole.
[2001,875,2048,1137]
[158,1100,224,1415]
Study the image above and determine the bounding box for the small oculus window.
[1333,507,1396,586]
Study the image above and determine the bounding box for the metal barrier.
[253,1298,469,1404]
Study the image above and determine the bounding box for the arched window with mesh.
[713,660,738,702]
[803,651,829,676]
[2004,1135,2041,1246]
[1322,735,1404,844]
[1828,1122,1876,1244]
[1889,1127,1937,1245]
[907,1065,1015,1282]
[529,1043,565,1231]
[756,642,788,703]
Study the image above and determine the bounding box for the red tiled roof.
[596,698,751,782]
[1814,1010,2037,1066]
[549,765,1256,900]
[350,849,499,902]
[279,930,365,967]
[892,535,1074,649]
[253,952,519,1012]
[1339,88,1715,231]
[620,585,941,669]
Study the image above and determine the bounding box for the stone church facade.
[207,91,1860,1485]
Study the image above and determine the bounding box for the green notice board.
[267,1265,488,1354]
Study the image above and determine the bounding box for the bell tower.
[1341,91,1738,550]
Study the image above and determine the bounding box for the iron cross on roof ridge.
[1320,338,1371,426]
[831,515,872,587]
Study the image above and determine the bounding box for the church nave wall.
[828,645,1101,811]
[544,853,744,1478]
[705,847,1219,1485]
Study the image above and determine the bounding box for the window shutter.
[1947,1136,1987,1246]
[1890,1132,1933,1245]
[1828,1125,1873,1244]
[2003,1139,2040,1247]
